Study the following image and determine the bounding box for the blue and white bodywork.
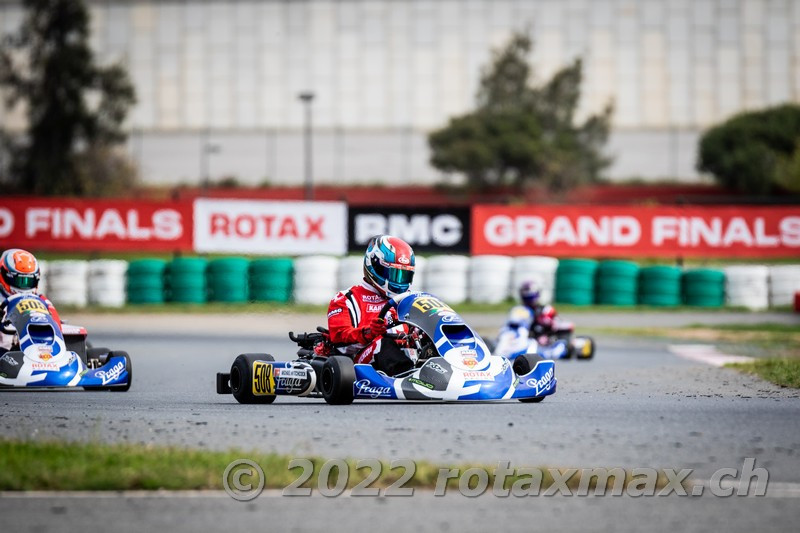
[348,292,556,401]
[0,293,131,390]
[493,309,572,362]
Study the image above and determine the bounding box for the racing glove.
[361,317,387,343]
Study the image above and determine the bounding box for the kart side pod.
[217,353,316,404]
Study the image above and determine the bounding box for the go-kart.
[0,293,132,390]
[216,291,556,405]
[492,305,595,361]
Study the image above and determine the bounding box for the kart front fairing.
[0,294,129,389]
[349,292,556,401]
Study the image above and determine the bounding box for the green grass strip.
[0,440,671,493]
[726,358,800,389]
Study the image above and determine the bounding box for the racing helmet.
[0,248,41,297]
[506,305,534,328]
[519,280,541,307]
[363,235,415,298]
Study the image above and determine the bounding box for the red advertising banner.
[0,198,194,252]
[472,205,800,258]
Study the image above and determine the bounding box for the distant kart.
[217,291,556,405]
[0,293,132,390]
[492,306,595,361]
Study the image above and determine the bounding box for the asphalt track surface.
[1,310,799,532]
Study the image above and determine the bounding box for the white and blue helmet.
[363,235,416,298]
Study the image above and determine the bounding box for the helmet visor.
[4,271,38,290]
[376,259,414,289]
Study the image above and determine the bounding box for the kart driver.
[324,235,416,376]
[518,280,558,339]
[0,248,61,355]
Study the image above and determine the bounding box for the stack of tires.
[768,265,800,307]
[683,269,725,307]
[37,260,48,295]
[425,255,469,304]
[724,265,769,310]
[46,260,89,307]
[87,260,127,308]
[208,257,250,303]
[638,266,682,306]
[411,256,426,293]
[337,256,365,292]
[126,259,167,304]
[510,256,558,305]
[595,260,639,306]
[555,259,598,305]
[250,258,294,303]
[167,257,208,303]
[469,255,513,304]
[294,256,340,305]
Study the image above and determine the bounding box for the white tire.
[46,287,88,308]
[337,256,365,290]
[425,255,470,275]
[424,286,468,304]
[293,287,335,305]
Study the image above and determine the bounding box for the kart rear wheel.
[513,353,546,403]
[321,356,355,405]
[230,353,277,404]
[574,336,596,360]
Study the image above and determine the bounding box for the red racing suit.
[326,281,399,365]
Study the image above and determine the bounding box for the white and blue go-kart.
[0,293,132,391]
[217,291,556,405]
[492,306,595,362]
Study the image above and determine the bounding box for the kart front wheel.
[83,350,132,392]
[513,353,546,403]
[230,353,277,404]
[321,356,355,405]
[111,351,132,392]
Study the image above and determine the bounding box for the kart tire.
[111,351,132,392]
[86,347,110,365]
[513,353,544,376]
[230,353,277,404]
[513,353,546,403]
[575,336,596,360]
[321,356,356,405]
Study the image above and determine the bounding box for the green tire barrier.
[555,259,598,305]
[167,257,208,304]
[638,266,682,307]
[208,257,250,302]
[250,258,294,302]
[596,260,639,306]
[126,259,167,304]
[683,268,725,307]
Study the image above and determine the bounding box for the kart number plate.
[252,361,276,396]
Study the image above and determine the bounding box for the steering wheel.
[377,299,396,321]
[376,298,434,359]
[377,299,401,340]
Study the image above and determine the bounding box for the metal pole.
[298,92,315,200]
[201,128,210,192]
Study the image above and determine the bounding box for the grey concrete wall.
[2,0,799,185]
